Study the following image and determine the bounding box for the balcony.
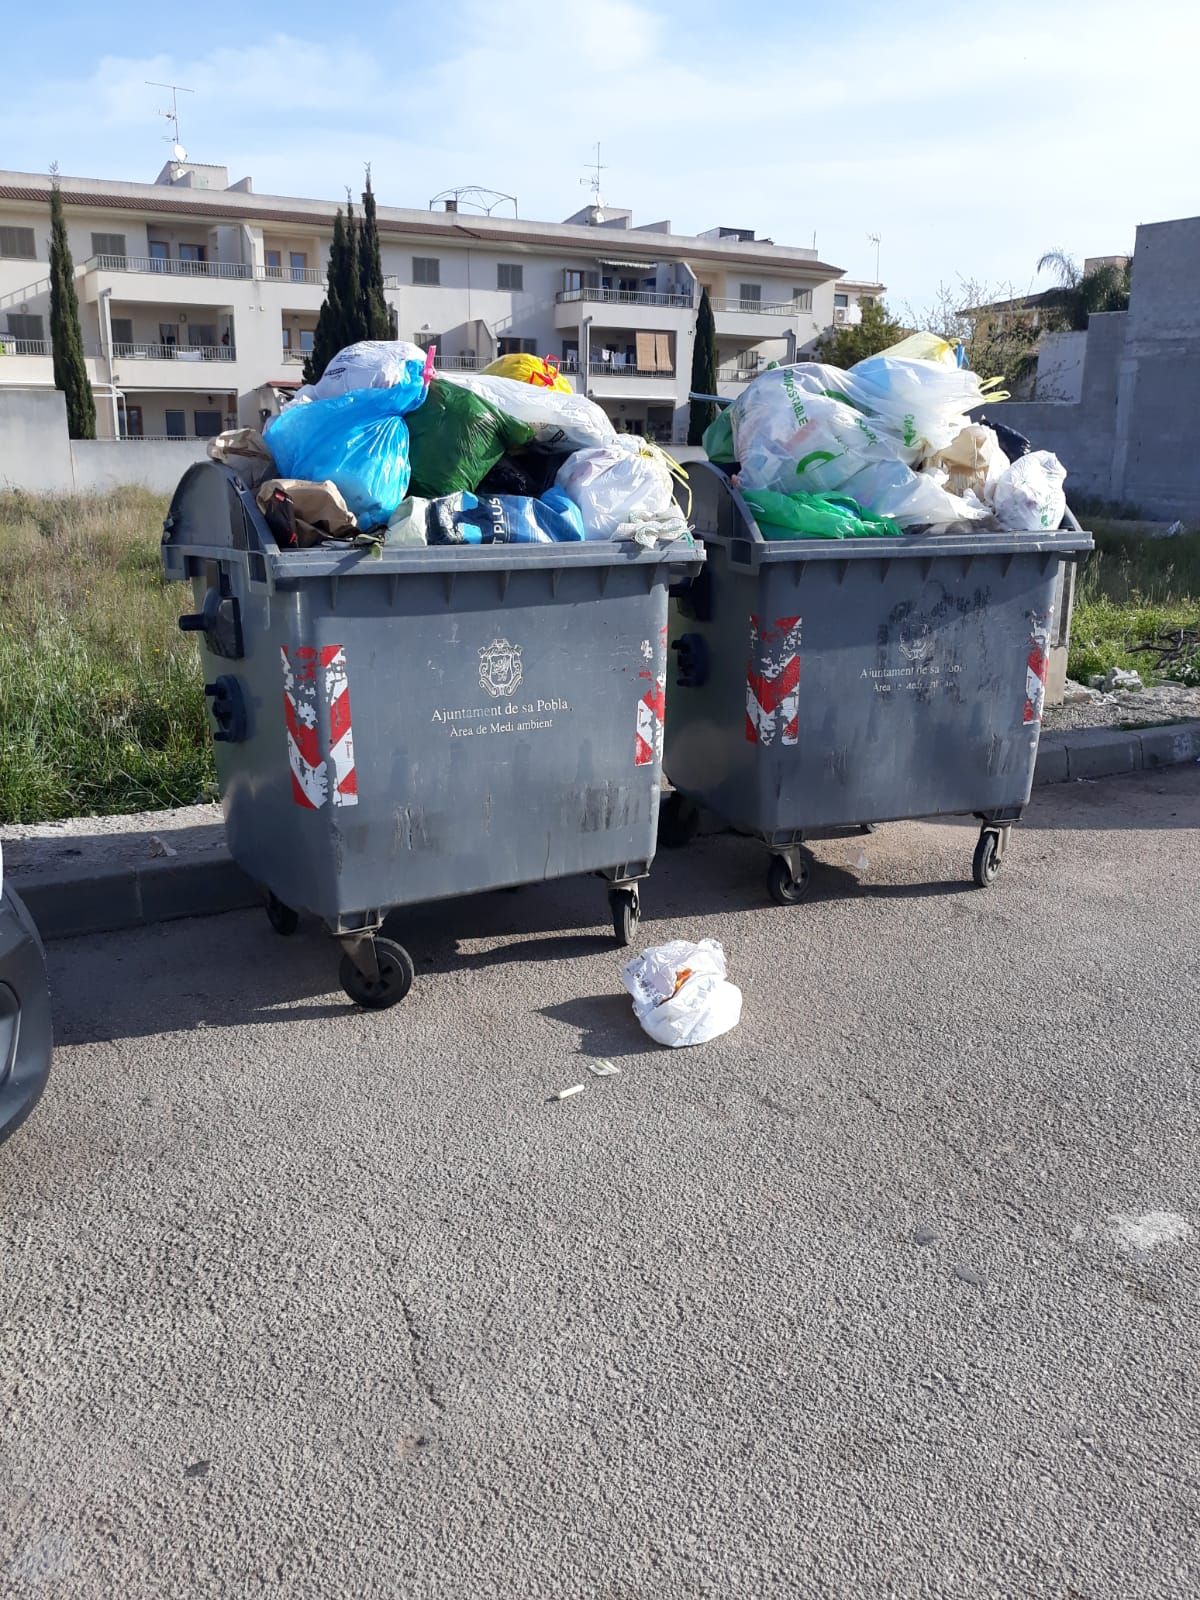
[556,288,693,309]
[711,295,807,340]
[281,348,309,365]
[585,360,677,401]
[0,336,48,356]
[555,287,694,333]
[112,342,235,362]
[83,254,397,288]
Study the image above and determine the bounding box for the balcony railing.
[281,348,310,364]
[110,342,235,362]
[709,297,806,316]
[587,361,675,379]
[716,365,765,382]
[557,287,693,309]
[85,254,399,289]
[0,336,49,356]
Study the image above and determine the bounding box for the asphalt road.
[2,768,1199,1599]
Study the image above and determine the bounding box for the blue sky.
[2,0,1195,309]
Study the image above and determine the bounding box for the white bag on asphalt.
[621,939,743,1049]
[991,450,1068,530]
[555,437,677,539]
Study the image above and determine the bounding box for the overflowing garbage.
[207,339,692,550]
[707,335,1070,534]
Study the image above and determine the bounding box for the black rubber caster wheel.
[339,937,415,1010]
[859,823,877,835]
[972,830,1003,888]
[658,790,701,850]
[767,853,811,906]
[610,889,640,947]
[265,892,300,937]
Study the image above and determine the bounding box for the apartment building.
[0,161,884,443]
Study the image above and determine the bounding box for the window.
[158,322,179,350]
[165,409,186,438]
[561,340,579,367]
[289,252,307,281]
[190,324,216,349]
[860,295,876,308]
[497,263,524,291]
[412,256,440,285]
[413,331,441,353]
[738,283,762,308]
[179,243,207,269]
[109,318,133,348]
[497,336,537,356]
[0,226,36,260]
[149,241,170,270]
[833,292,849,309]
[193,410,222,438]
[7,313,44,341]
[265,249,282,277]
[91,232,126,260]
[281,326,291,349]
[299,328,315,352]
[791,287,813,312]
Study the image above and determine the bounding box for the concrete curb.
[10,720,1200,942]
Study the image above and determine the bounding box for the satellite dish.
[172,143,187,162]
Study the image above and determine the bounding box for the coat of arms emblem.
[478,638,523,698]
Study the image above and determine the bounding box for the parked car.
[0,843,53,1144]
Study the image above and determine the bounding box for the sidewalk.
[4,720,1199,941]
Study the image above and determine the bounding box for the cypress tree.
[357,166,391,341]
[48,173,95,438]
[304,206,350,384]
[687,287,718,445]
[344,195,360,343]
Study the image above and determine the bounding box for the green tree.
[1035,248,1132,331]
[687,287,718,445]
[47,172,95,438]
[357,166,391,342]
[304,206,353,384]
[814,298,904,366]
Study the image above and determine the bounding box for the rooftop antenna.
[147,81,194,162]
[580,142,607,221]
[868,231,881,282]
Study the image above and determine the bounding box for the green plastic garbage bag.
[741,488,901,541]
[702,408,736,464]
[407,378,536,498]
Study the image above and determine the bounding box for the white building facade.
[0,162,883,443]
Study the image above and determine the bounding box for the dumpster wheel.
[971,827,1008,889]
[609,887,641,948]
[264,891,300,937]
[339,936,415,1010]
[767,853,811,907]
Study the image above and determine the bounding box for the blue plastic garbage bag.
[428,490,587,545]
[265,386,425,528]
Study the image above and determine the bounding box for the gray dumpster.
[662,463,1092,903]
[163,462,701,1007]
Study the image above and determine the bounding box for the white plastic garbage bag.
[843,354,995,456]
[923,424,1008,501]
[832,458,991,526]
[440,372,617,450]
[294,340,429,403]
[992,450,1067,530]
[620,939,743,1049]
[555,437,679,539]
[732,375,907,496]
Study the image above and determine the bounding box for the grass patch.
[0,488,213,823]
[1068,521,1200,686]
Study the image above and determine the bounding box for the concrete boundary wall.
[0,389,205,496]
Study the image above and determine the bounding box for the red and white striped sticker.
[635,627,667,767]
[745,614,801,747]
[281,643,358,808]
[1023,609,1054,726]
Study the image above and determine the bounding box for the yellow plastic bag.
[482,352,573,392]
[873,331,957,366]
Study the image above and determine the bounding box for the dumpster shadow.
[538,995,666,1062]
